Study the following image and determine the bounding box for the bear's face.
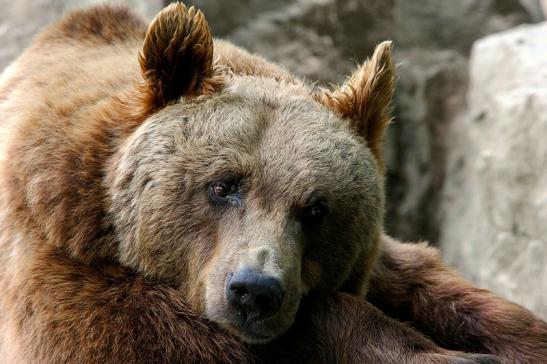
[110,77,384,342]
[109,3,395,343]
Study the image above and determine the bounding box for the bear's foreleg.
[3,247,250,364]
[253,292,500,363]
[366,235,547,363]
[6,246,498,363]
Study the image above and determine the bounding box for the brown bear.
[0,2,545,363]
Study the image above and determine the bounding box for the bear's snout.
[226,269,285,323]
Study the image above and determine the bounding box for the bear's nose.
[227,269,284,322]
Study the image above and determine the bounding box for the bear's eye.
[300,200,328,225]
[208,180,240,205]
[212,183,229,198]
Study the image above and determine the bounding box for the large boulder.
[217,0,394,83]
[440,22,547,318]
[385,0,540,243]
[394,0,533,54]
[384,49,468,243]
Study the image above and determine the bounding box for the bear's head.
[108,3,395,343]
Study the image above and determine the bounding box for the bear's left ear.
[317,41,395,169]
[139,3,218,109]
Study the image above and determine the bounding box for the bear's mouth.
[224,321,280,344]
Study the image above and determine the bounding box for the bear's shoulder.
[213,40,295,82]
[37,5,147,45]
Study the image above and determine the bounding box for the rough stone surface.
[440,23,547,318]
[207,0,394,84]
[386,0,540,243]
[394,0,532,54]
[384,49,468,243]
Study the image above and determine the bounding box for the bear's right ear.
[139,3,217,109]
[316,41,395,170]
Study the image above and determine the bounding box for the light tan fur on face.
[108,74,386,341]
[204,204,305,342]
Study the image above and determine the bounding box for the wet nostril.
[232,287,249,298]
[255,294,278,312]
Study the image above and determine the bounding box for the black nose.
[227,269,284,322]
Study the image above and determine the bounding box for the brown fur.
[316,41,396,169]
[139,3,223,108]
[367,236,547,363]
[0,3,545,363]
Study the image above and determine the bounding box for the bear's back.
[0,6,146,131]
[0,6,153,265]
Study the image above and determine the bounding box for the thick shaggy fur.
[0,3,545,363]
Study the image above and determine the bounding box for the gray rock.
[385,49,468,243]
[186,0,294,36]
[440,22,547,318]
[224,0,394,84]
[394,0,533,55]
[519,0,546,21]
[385,0,536,242]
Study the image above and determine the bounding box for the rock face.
[384,49,468,243]
[0,0,162,71]
[440,23,547,318]
[384,0,539,243]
